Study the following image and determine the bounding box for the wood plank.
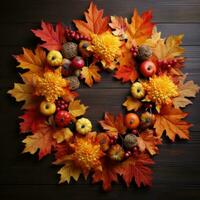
[0,0,200,23]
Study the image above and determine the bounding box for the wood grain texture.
[0,0,200,200]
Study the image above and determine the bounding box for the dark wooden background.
[0,0,200,199]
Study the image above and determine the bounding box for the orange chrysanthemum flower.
[70,136,104,172]
[142,75,179,112]
[33,69,68,102]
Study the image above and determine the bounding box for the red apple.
[70,56,85,69]
[55,110,71,127]
[140,60,157,77]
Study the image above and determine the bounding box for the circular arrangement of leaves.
[8,2,200,191]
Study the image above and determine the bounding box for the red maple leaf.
[114,65,138,83]
[32,21,66,50]
[116,153,154,187]
[19,107,46,133]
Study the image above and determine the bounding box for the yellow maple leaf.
[81,64,101,87]
[123,96,142,111]
[154,105,192,141]
[153,34,184,60]
[15,47,46,75]
[68,100,88,117]
[173,74,200,108]
[53,128,73,143]
[58,160,81,183]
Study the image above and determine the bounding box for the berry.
[55,98,68,111]
[55,110,71,128]
[130,46,138,57]
[158,58,184,71]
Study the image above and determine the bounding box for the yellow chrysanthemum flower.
[33,69,68,102]
[71,137,104,171]
[88,32,121,68]
[142,75,179,112]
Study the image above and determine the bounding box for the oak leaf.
[99,112,126,137]
[73,2,109,38]
[68,100,88,117]
[116,153,154,187]
[81,64,101,87]
[58,160,81,183]
[14,47,46,74]
[109,16,127,37]
[32,21,66,50]
[22,124,56,159]
[153,34,184,60]
[123,96,142,111]
[154,105,192,141]
[19,108,46,133]
[173,75,200,108]
[126,9,154,46]
[137,130,162,155]
[114,65,138,83]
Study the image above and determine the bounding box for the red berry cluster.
[55,99,68,112]
[66,27,91,41]
[157,58,184,70]
[130,46,138,57]
[110,135,118,145]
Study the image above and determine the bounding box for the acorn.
[140,112,155,129]
[137,45,152,61]
[108,144,125,161]
[62,42,78,59]
[66,76,80,90]
[96,133,110,152]
[124,134,138,149]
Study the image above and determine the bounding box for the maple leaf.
[19,107,46,133]
[109,16,128,37]
[14,47,46,75]
[126,9,154,46]
[116,153,154,187]
[32,21,66,50]
[173,74,200,108]
[154,105,192,141]
[63,88,78,103]
[81,64,101,87]
[153,34,184,60]
[22,124,56,159]
[123,96,142,111]
[137,130,162,156]
[73,2,109,38]
[92,158,119,191]
[58,160,81,183]
[114,65,138,83]
[68,100,88,117]
[99,112,126,137]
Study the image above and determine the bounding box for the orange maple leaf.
[32,21,66,50]
[114,65,138,83]
[154,105,192,141]
[92,158,119,191]
[99,112,127,137]
[19,107,45,133]
[137,130,162,156]
[116,153,154,187]
[14,47,46,75]
[81,64,101,87]
[126,9,154,46]
[23,123,56,159]
[73,2,109,38]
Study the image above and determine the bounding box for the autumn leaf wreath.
[8,2,199,191]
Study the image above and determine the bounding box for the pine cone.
[137,45,152,60]
[124,134,138,149]
[62,42,78,59]
[66,76,80,90]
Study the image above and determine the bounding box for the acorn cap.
[66,76,80,90]
[124,134,138,149]
[62,42,78,59]
[137,45,152,61]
